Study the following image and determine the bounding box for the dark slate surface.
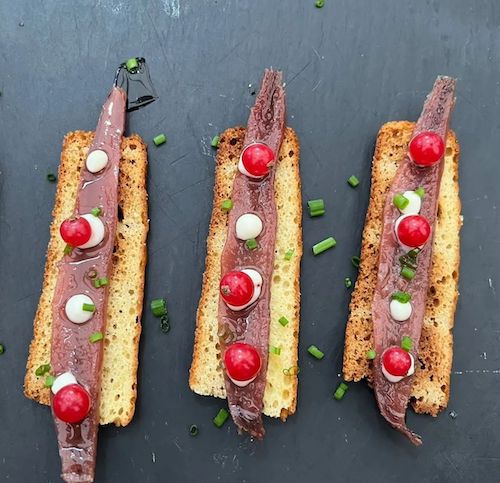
[1,1,499,482]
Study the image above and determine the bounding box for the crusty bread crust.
[343,121,461,416]
[189,127,302,420]
[24,131,148,426]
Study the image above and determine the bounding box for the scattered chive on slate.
[415,186,425,198]
[160,315,170,333]
[35,364,51,376]
[47,173,57,182]
[347,175,360,187]
[89,331,104,343]
[334,382,348,400]
[221,199,233,212]
[44,375,55,388]
[307,198,325,217]
[312,237,336,255]
[153,133,167,146]
[91,207,102,217]
[283,365,300,376]
[0,344,4,355]
[401,336,413,352]
[150,298,167,318]
[401,266,416,280]
[315,0,325,7]
[351,255,360,268]
[366,349,376,360]
[284,249,294,261]
[393,193,409,210]
[125,57,139,72]
[391,291,411,303]
[278,316,289,327]
[245,238,258,250]
[345,277,352,288]
[189,424,199,436]
[213,408,229,428]
[210,135,220,148]
[82,303,95,312]
[307,345,324,360]
[269,345,281,355]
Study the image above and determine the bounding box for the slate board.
[1,1,499,482]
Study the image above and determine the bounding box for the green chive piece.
[401,336,413,352]
[415,187,425,199]
[89,331,104,343]
[221,199,233,212]
[213,408,229,428]
[366,349,376,360]
[284,249,294,261]
[94,277,109,288]
[44,375,55,388]
[47,173,57,182]
[393,193,410,210]
[91,207,102,217]
[345,277,352,288]
[189,424,199,436]
[315,0,325,7]
[0,344,4,355]
[351,255,360,268]
[334,382,348,400]
[401,266,416,280]
[307,199,325,217]
[35,364,51,376]
[347,175,360,187]
[283,366,300,376]
[63,244,73,255]
[125,57,139,72]
[308,345,325,360]
[391,291,411,304]
[210,135,220,148]
[278,316,289,327]
[160,315,170,333]
[339,382,348,391]
[269,345,281,355]
[245,238,258,250]
[153,133,167,146]
[312,237,336,255]
[82,303,95,312]
[151,298,167,318]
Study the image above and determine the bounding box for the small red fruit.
[396,214,431,248]
[224,342,262,382]
[409,131,444,167]
[60,216,92,247]
[220,271,254,307]
[241,143,275,177]
[52,384,91,423]
[382,347,412,377]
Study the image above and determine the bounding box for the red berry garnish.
[382,347,412,377]
[241,143,275,177]
[52,384,91,423]
[220,271,254,307]
[224,342,262,382]
[60,216,92,247]
[396,214,431,248]
[409,131,444,167]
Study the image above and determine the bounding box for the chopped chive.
[47,173,57,182]
[91,207,102,217]
[407,248,421,259]
[307,199,325,217]
[213,408,229,428]
[150,298,167,318]
[35,364,51,377]
[283,365,300,376]
[401,336,413,352]
[210,135,220,148]
[0,344,4,355]
[307,345,325,360]
[269,345,281,355]
[345,277,352,288]
[63,244,73,255]
[89,331,104,343]
[339,382,348,391]
[401,266,416,280]
[351,255,360,268]
[82,303,95,312]
[366,349,376,360]
[221,199,233,212]
[415,187,425,198]
[160,315,170,333]
[245,238,258,250]
[393,193,410,210]
[315,0,325,7]
[312,237,336,255]
[94,277,109,288]
[347,175,360,188]
[189,424,199,436]
[44,375,55,388]
[284,249,294,261]
[334,382,348,400]
[278,316,289,327]
[391,291,411,303]
[125,57,139,72]
[153,133,167,146]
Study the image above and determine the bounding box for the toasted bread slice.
[189,127,302,420]
[343,121,461,416]
[24,131,148,426]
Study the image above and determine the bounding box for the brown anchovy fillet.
[218,69,286,439]
[371,76,456,445]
